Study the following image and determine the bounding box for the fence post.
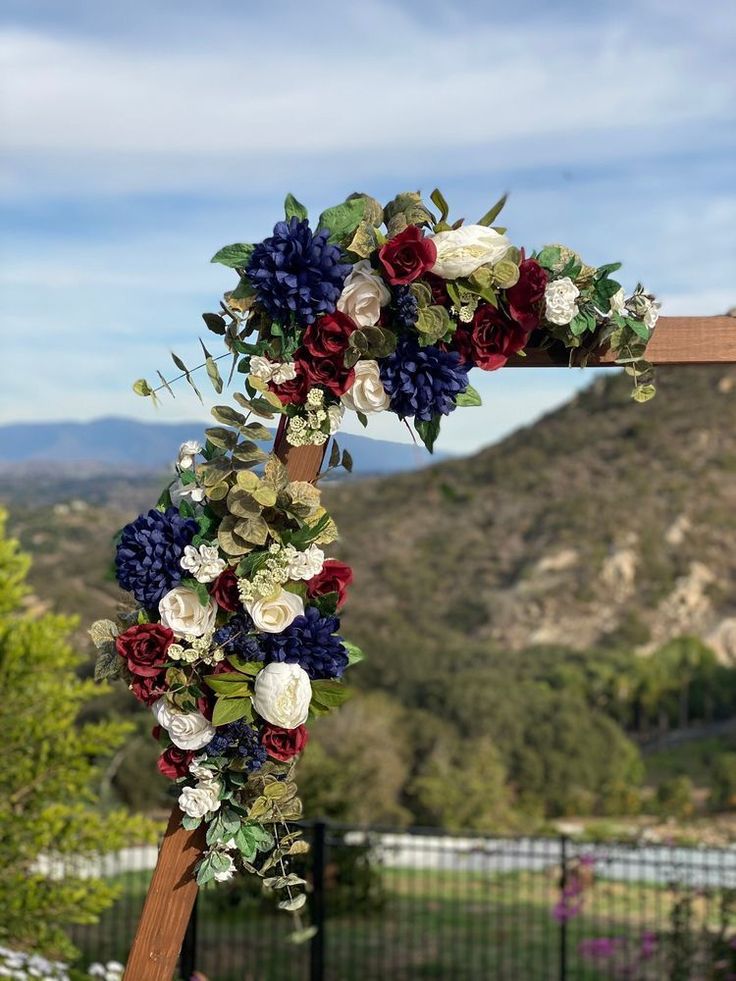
[559,835,568,981]
[310,820,327,981]
[179,891,198,981]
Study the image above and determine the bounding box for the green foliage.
[0,509,154,958]
[655,776,695,820]
[709,753,736,811]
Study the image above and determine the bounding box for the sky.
[0,0,734,454]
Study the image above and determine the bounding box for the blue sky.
[1,0,734,454]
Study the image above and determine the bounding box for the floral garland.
[92,190,656,922]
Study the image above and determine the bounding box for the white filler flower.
[178,781,222,819]
[252,661,312,728]
[337,259,391,327]
[159,586,218,638]
[341,360,390,414]
[152,698,215,750]
[544,277,580,326]
[177,440,202,470]
[169,477,205,507]
[245,588,304,633]
[429,224,511,279]
[180,544,226,584]
[284,543,325,581]
[249,356,297,385]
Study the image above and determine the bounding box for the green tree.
[710,752,736,812]
[0,509,153,958]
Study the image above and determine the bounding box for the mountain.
[0,417,445,476]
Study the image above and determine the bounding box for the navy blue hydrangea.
[115,507,198,609]
[204,720,267,772]
[392,285,419,328]
[246,217,351,326]
[213,611,264,662]
[379,337,470,422]
[262,606,349,680]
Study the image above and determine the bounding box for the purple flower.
[578,938,620,961]
[246,217,351,326]
[261,605,349,679]
[204,720,266,772]
[213,611,264,662]
[115,508,197,608]
[379,337,469,422]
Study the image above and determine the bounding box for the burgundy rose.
[130,674,168,706]
[116,623,174,678]
[302,311,358,359]
[262,723,309,762]
[270,364,310,406]
[307,559,353,609]
[157,746,194,780]
[300,350,355,397]
[425,272,450,308]
[210,567,241,612]
[456,304,533,371]
[378,225,437,286]
[505,258,548,332]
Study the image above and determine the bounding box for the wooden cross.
[124,314,735,980]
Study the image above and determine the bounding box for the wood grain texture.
[507,316,736,367]
[124,428,326,981]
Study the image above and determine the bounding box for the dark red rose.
[300,350,355,397]
[116,623,174,678]
[262,723,309,762]
[457,304,533,371]
[302,311,358,359]
[210,567,241,612]
[270,363,310,405]
[378,225,437,286]
[157,746,194,780]
[130,673,168,706]
[505,259,548,332]
[425,272,450,308]
[307,559,353,609]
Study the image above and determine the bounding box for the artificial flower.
[544,277,580,326]
[336,259,391,327]
[262,605,349,679]
[505,258,548,332]
[430,224,510,279]
[379,337,469,421]
[115,508,198,609]
[203,719,267,772]
[252,661,312,728]
[115,623,173,678]
[248,356,297,385]
[609,287,626,317]
[341,359,390,414]
[177,441,202,470]
[180,544,226,584]
[378,225,437,285]
[270,364,311,406]
[178,781,222,819]
[455,304,533,371]
[299,350,355,397]
[159,586,218,638]
[210,567,241,612]
[302,311,358,359]
[152,698,216,750]
[245,588,304,634]
[392,284,419,328]
[283,543,325,581]
[262,723,309,761]
[212,852,237,882]
[306,559,353,608]
[246,217,351,326]
[169,478,206,507]
[157,746,194,780]
[129,673,168,706]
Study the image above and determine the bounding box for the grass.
[66,863,736,980]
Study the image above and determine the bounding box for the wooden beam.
[508,316,736,367]
[124,425,326,980]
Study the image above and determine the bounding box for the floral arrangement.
[93,190,657,923]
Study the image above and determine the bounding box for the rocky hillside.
[323,365,736,689]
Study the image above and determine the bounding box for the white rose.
[178,782,221,819]
[284,543,324,581]
[189,758,215,781]
[249,356,297,385]
[609,287,626,317]
[169,478,205,507]
[152,698,215,750]
[544,277,580,326]
[252,662,312,728]
[642,296,660,331]
[336,259,391,327]
[429,224,511,279]
[327,404,344,434]
[213,852,237,882]
[177,440,202,471]
[159,586,217,638]
[245,588,304,633]
[180,544,226,584]
[341,360,390,414]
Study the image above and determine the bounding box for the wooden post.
[123,314,733,979]
[124,422,326,980]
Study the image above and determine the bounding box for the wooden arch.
[124,315,735,979]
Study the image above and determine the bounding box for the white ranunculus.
[249,355,297,386]
[245,588,304,633]
[429,224,511,279]
[152,698,215,750]
[609,286,626,317]
[178,781,222,819]
[336,259,391,327]
[341,360,390,414]
[169,477,205,507]
[284,543,324,581]
[252,662,312,728]
[544,277,580,326]
[159,586,218,638]
[180,544,226,584]
[177,440,202,471]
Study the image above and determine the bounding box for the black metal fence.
[67,823,736,980]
